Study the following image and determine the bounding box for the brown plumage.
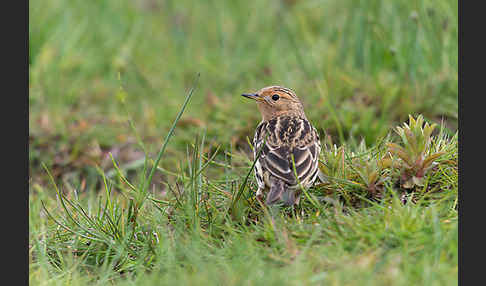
[242,86,321,206]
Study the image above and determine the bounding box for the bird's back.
[253,115,321,204]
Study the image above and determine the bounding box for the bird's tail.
[266,178,286,205]
[266,178,299,206]
[282,189,300,206]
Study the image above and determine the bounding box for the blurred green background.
[29,0,457,189]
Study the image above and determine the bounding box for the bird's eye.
[271,94,280,101]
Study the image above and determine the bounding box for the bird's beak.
[241,93,264,102]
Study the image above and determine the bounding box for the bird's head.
[241,86,306,121]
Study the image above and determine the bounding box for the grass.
[29,0,458,285]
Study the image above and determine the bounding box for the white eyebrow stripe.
[274,88,295,97]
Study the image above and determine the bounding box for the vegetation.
[29,0,458,285]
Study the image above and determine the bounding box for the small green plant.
[317,141,388,207]
[386,115,444,189]
[350,140,390,199]
[316,114,456,207]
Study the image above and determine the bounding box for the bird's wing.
[254,117,321,187]
[291,131,321,186]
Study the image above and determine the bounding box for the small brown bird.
[242,86,321,206]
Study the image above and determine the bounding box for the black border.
[4,0,28,284]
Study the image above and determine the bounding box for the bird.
[241,86,321,206]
